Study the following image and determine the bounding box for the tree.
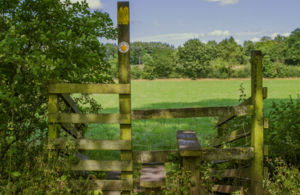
[284,28,300,65]
[104,43,117,62]
[243,40,255,57]
[0,0,117,178]
[178,38,214,78]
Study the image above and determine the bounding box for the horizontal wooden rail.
[212,168,251,178]
[213,185,250,195]
[217,87,267,126]
[132,150,178,163]
[48,139,132,150]
[211,167,269,179]
[69,179,133,191]
[48,83,131,94]
[58,160,132,171]
[200,147,254,161]
[48,113,131,124]
[132,105,253,120]
[213,125,251,147]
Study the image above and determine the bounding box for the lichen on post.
[250,50,264,195]
[117,2,132,194]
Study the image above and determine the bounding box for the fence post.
[48,79,60,158]
[250,50,264,195]
[118,2,132,195]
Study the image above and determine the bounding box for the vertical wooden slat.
[48,80,60,158]
[182,157,201,195]
[118,2,132,194]
[250,50,264,195]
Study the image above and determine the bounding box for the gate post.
[118,2,132,195]
[48,79,60,158]
[250,50,264,194]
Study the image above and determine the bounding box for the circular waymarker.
[118,42,129,53]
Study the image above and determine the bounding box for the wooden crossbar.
[132,105,253,120]
[48,139,132,150]
[200,147,254,161]
[48,113,131,124]
[132,150,178,163]
[69,179,133,191]
[213,185,250,195]
[217,87,267,126]
[58,160,132,171]
[48,83,131,94]
[213,125,251,147]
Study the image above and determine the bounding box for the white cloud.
[205,0,239,5]
[153,21,162,26]
[207,30,232,36]
[250,37,260,42]
[60,0,104,9]
[131,33,200,42]
[270,33,279,39]
[235,39,243,45]
[177,20,186,26]
[282,32,291,37]
[235,31,262,36]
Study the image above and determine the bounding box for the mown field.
[71,78,300,160]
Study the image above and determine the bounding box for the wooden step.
[213,185,250,195]
[140,163,165,188]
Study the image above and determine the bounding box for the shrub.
[263,55,277,78]
[131,66,143,79]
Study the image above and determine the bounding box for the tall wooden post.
[250,50,264,194]
[118,2,132,194]
[48,80,60,158]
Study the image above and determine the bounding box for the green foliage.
[265,94,300,165]
[263,55,277,78]
[0,0,117,193]
[107,53,118,78]
[131,66,143,79]
[178,39,214,79]
[263,157,300,195]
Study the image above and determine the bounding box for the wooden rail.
[132,105,253,120]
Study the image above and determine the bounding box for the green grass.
[73,79,300,160]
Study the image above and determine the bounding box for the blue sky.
[65,0,298,48]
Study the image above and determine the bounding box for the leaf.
[89,19,97,25]
[61,175,68,181]
[57,31,66,37]
[12,172,22,177]
[67,29,72,36]
[7,136,14,144]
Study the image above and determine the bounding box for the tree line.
[105,29,300,79]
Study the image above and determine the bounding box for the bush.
[131,66,143,79]
[263,55,277,78]
[285,66,300,78]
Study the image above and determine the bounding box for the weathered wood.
[213,185,250,195]
[72,152,90,177]
[183,156,202,195]
[48,113,131,124]
[217,87,267,126]
[132,105,254,120]
[250,50,264,195]
[132,150,178,163]
[58,160,132,171]
[140,164,165,188]
[118,3,132,192]
[48,80,60,160]
[48,83,130,94]
[264,145,268,156]
[59,123,78,139]
[264,117,269,129]
[106,171,121,180]
[264,167,269,179]
[211,168,251,178]
[70,179,133,191]
[200,147,254,161]
[213,125,251,147]
[177,130,202,157]
[60,93,82,113]
[47,139,132,150]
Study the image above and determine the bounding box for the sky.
[39,0,300,48]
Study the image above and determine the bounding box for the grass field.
[70,78,300,160]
